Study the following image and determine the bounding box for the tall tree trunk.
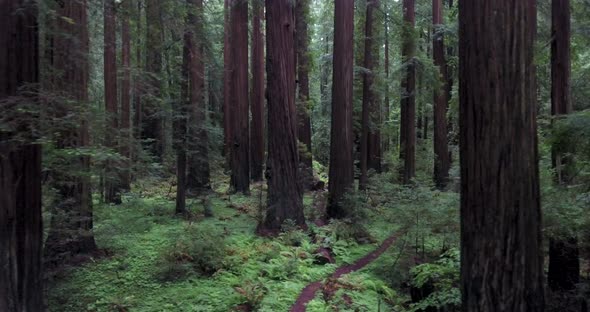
[45,0,97,266]
[432,0,450,189]
[296,0,314,189]
[328,0,354,219]
[360,0,379,190]
[144,0,164,160]
[104,0,121,204]
[121,0,132,191]
[459,1,544,310]
[229,0,250,194]
[186,0,210,193]
[399,0,416,184]
[0,1,43,310]
[223,0,232,162]
[551,0,573,184]
[259,0,305,232]
[548,0,579,292]
[250,0,265,182]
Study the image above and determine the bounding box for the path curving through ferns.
[289,232,401,312]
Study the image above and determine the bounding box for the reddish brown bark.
[121,0,132,190]
[296,0,313,184]
[459,0,544,310]
[186,0,210,193]
[0,1,43,310]
[250,0,265,182]
[432,0,450,189]
[104,0,121,204]
[144,0,164,160]
[45,0,97,265]
[260,0,305,232]
[229,0,250,194]
[399,0,416,184]
[360,0,379,190]
[328,0,354,218]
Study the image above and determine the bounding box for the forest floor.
[46,175,461,312]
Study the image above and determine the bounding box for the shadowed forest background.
[2,0,590,311]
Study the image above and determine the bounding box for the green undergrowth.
[47,175,459,312]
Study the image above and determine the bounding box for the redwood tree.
[328,0,354,218]
[399,0,416,184]
[45,0,97,265]
[360,0,380,190]
[104,0,121,203]
[459,0,544,310]
[0,1,43,309]
[186,0,210,193]
[251,0,265,182]
[548,0,579,292]
[260,0,305,232]
[432,0,450,189]
[229,0,250,194]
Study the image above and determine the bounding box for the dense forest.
[2,0,590,311]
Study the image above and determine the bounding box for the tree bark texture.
[0,0,43,309]
[186,0,210,193]
[328,0,354,218]
[251,0,265,182]
[296,0,313,188]
[261,0,305,232]
[144,0,165,160]
[229,0,250,194]
[459,1,544,310]
[399,0,416,184]
[45,0,97,266]
[432,0,450,189]
[104,0,121,204]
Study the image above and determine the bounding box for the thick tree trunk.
[551,0,573,184]
[104,0,121,204]
[296,0,314,189]
[0,1,43,310]
[144,0,164,160]
[229,0,250,194]
[45,0,97,266]
[260,0,305,232]
[459,1,544,310]
[360,0,379,190]
[251,0,265,182]
[432,0,450,189]
[328,0,354,219]
[186,0,210,193]
[121,0,132,191]
[399,0,416,184]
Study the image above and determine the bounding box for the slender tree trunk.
[104,0,121,204]
[186,0,210,193]
[328,0,354,219]
[251,0,265,182]
[296,0,314,189]
[45,0,97,266]
[121,0,132,191]
[144,0,164,160]
[399,0,416,184]
[548,0,579,292]
[223,0,232,161]
[360,0,379,190]
[432,0,450,189]
[459,1,544,310]
[229,0,250,194]
[259,0,305,233]
[0,1,43,310]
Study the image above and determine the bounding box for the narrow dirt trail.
[289,233,400,312]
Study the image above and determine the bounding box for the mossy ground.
[46,177,420,312]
